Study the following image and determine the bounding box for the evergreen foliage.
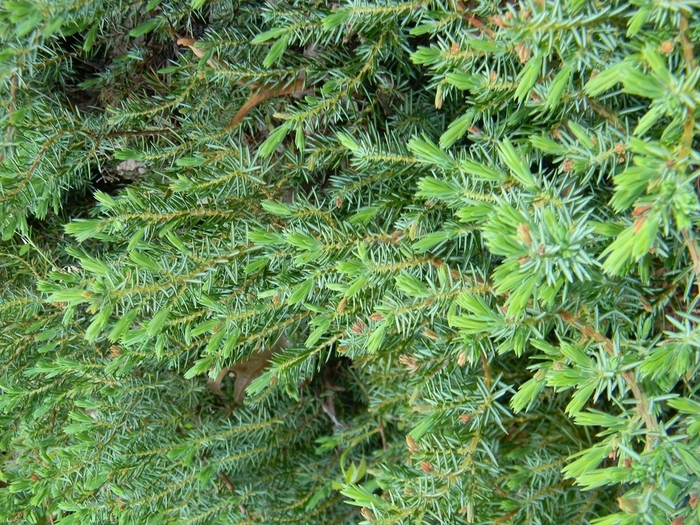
[1,0,700,523]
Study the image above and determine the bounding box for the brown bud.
[435,94,443,110]
[490,15,506,29]
[466,15,485,28]
[633,205,652,217]
[660,41,674,54]
[689,492,698,509]
[560,312,575,323]
[391,230,404,243]
[400,354,418,372]
[517,223,532,245]
[419,461,433,473]
[369,313,384,322]
[422,328,439,340]
[459,414,472,424]
[361,507,375,521]
[406,434,419,454]
[562,159,575,172]
[614,142,626,155]
[457,351,468,366]
[450,42,460,55]
[336,297,347,313]
[515,42,531,63]
[351,320,366,334]
[617,496,637,513]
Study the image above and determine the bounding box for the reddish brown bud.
[351,320,366,334]
[466,15,485,28]
[517,223,532,245]
[406,434,419,454]
[633,205,652,217]
[457,351,468,366]
[515,42,531,63]
[422,328,439,340]
[400,354,418,372]
[490,15,506,29]
[336,297,347,313]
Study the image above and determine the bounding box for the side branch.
[559,311,658,449]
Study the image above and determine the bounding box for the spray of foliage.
[1,1,699,523]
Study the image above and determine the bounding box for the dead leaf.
[230,346,277,403]
[228,75,309,129]
[207,338,286,403]
[176,37,219,68]
[206,368,230,397]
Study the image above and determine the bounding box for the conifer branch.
[559,311,658,448]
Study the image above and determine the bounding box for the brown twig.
[377,418,387,452]
[480,350,492,389]
[0,74,19,165]
[217,472,248,515]
[680,15,696,71]
[682,228,700,276]
[678,15,700,278]
[105,129,174,138]
[586,97,625,133]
